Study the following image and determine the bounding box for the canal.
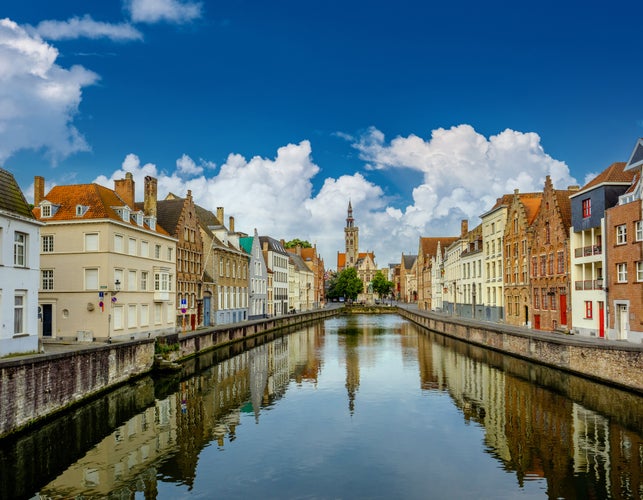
[1,314,642,499]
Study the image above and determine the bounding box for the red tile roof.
[578,162,635,193]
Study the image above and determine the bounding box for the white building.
[0,168,42,356]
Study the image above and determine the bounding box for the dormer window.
[132,211,144,226]
[40,201,59,218]
[144,216,156,231]
[113,207,130,223]
[76,205,88,217]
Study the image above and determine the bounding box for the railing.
[574,245,602,258]
[574,279,604,290]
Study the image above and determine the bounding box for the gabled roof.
[625,138,643,171]
[480,193,514,218]
[289,253,312,273]
[154,198,186,236]
[35,183,169,235]
[239,236,253,254]
[259,235,288,255]
[0,168,35,219]
[402,254,417,270]
[517,192,543,225]
[419,237,458,258]
[194,204,223,238]
[573,162,634,196]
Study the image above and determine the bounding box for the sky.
[1,1,643,269]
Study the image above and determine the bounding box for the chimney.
[187,189,192,200]
[114,172,135,207]
[296,244,302,256]
[263,240,268,251]
[461,219,468,237]
[567,185,580,192]
[144,176,157,217]
[229,216,235,233]
[34,176,45,206]
[217,207,224,223]
[514,188,519,195]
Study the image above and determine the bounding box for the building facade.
[529,177,577,331]
[0,169,41,356]
[35,174,177,342]
[240,229,268,320]
[260,236,290,316]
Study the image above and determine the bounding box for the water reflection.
[0,316,640,499]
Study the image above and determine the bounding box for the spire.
[346,200,354,228]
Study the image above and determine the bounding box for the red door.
[534,314,541,330]
[559,294,567,326]
[598,301,605,338]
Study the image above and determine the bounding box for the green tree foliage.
[371,270,393,298]
[334,267,363,300]
[284,239,312,248]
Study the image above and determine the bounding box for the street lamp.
[107,279,121,343]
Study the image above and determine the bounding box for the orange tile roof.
[33,183,170,236]
[337,252,346,269]
[518,193,543,225]
[419,236,458,257]
[578,162,634,193]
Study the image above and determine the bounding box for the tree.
[334,267,363,301]
[371,271,393,298]
[284,239,312,249]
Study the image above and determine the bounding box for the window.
[616,263,627,283]
[114,234,124,252]
[545,222,550,244]
[42,270,54,290]
[154,272,170,292]
[582,198,591,218]
[42,235,54,253]
[548,253,554,275]
[534,288,540,309]
[128,238,136,255]
[128,270,137,291]
[541,289,548,310]
[114,269,124,290]
[557,251,565,274]
[154,303,162,324]
[76,205,87,217]
[616,224,627,245]
[140,241,149,257]
[637,261,643,282]
[141,304,149,326]
[84,233,98,252]
[540,255,546,276]
[128,305,137,328]
[14,232,26,267]
[167,247,173,261]
[585,301,592,319]
[636,221,643,242]
[113,305,123,330]
[532,257,538,277]
[141,271,148,291]
[41,204,51,217]
[85,268,99,290]
[14,293,26,334]
[154,244,161,259]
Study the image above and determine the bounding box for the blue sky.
[1,1,642,267]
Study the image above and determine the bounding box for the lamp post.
[107,279,121,343]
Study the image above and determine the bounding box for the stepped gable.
[0,168,34,219]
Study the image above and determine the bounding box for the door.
[618,305,628,340]
[42,304,52,337]
[534,314,541,330]
[203,296,211,326]
[559,294,567,326]
[598,301,605,338]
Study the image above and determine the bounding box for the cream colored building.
[34,174,177,341]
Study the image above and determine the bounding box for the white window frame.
[140,304,149,326]
[85,233,99,252]
[14,232,26,267]
[42,269,54,291]
[141,241,149,257]
[128,238,137,256]
[616,224,627,245]
[42,234,54,253]
[616,263,627,283]
[85,268,99,290]
[636,221,643,242]
[128,270,137,291]
[41,204,52,218]
[128,304,137,328]
[14,292,26,335]
[114,234,124,253]
[140,271,148,291]
[637,261,643,282]
[113,305,124,330]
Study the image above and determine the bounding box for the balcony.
[574,279,604,291]
[574,245,602,258]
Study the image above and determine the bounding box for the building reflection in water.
[18,318,643,499]
[415,327,642,499]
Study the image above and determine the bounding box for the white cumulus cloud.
[33,15,143,41]
[126,0,203,24]
[0,18,99,163]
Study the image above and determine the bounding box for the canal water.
[1,314,642,499]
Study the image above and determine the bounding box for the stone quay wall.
[399,308,643,394]
[0,340,155,439]
[157,308,338,363]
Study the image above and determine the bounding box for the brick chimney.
[144,176,157,217]
[229,216,235,232]
[34,176,45,206]
[461,219,468,237]
[114,172,135,207]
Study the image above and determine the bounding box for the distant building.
[0,168,41,356]
[260,236,290,316]
[416,237,457,311]
[400,254,418,302]
[240,229,268,320]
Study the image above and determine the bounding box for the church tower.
[345,201,359,267]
